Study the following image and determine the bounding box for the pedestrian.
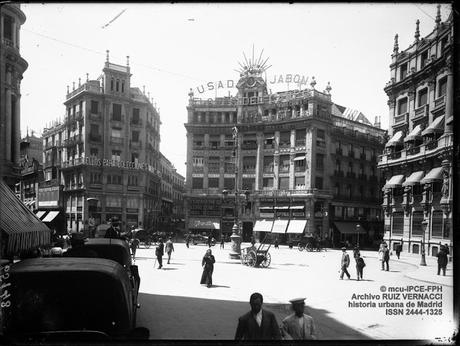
[155,238,164,269]
[395,243,402,259]
[207,235,212,248]
[381,244,390,271]
[353,245,360,261]
[274,238,279,249]
[186,234,191,248]
[250,236,256,247]
[220,237,225,249]
[281,297,317,340]
[234,292,282,340]
[437,246,448,276]
[64,233,98,258]
[130,236,140,260]
[200,249,215,288]
[356,254,366,281]
[104,218,120,239]
[165,237,174,264]
[339,247,351,280]
[444,243,450,256]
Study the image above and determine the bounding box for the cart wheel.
[306,243,313,252]
[247,250,257,267]
[298,243,304,251]
[261,252,271,267]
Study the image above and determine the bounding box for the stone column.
[5,68,12,162]
[14,93,21,165]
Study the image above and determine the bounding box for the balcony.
[413,104,428,120]
[242,142,257,150]
[89,112,102,121]
[255,188,333,198]
[242,167,256,174]
[295,140,306,147]
[279,142,290,149]
[110,114,124,123]
[208,165,220,174]
[263,166,274,173]
[110,137,124,145]
[264,143,275,150]
[62,157,85,169]
[388,151,402,160]
[130,119,143,126]
[425,140,438,151]
[279,166,290,173]
[406,146,421,156]
[295,166,305,173]
[393,112,408,125]
[432,96,445,111]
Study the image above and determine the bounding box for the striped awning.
[253,220,273,232]
[384,174,405,189]
[35,210,47,219]
[271,219,289,234]
[385,131,404,147]
[0,180,51,254]
[420,167,443,184]
[286,220,307,234]
[404,125,422,142]
[402,171,425,186]
[42,211,60,223]
[422,116,444,136]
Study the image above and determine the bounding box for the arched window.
[116,80,119,92]
[110,79,114,91]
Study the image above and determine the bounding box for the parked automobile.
[82,238,140,296]
[3,257,148,342]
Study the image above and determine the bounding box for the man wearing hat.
[64,233,98,258]
[281,298,317,340]
[339,247,351,280]
[155,238,164,269]
[381,243,390,271]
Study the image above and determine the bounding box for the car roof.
[84,238,131,266]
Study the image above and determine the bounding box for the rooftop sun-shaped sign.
[234,45,271,77]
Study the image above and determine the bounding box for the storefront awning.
[293,156,306,161]
[334,222,367,234]
[385,131,404,147]
[253,220,273,232]
[274,206,290,210]
[404,125,422,142]
[384,174,405,189]
[35,210,47,219]
[42,211,60,223]
[402,171,425,186]
[0,180,51,254]
[188,218,220,230]
[271,219,289,234]
[422,116,444,136]
[286,220,307,234]
[420,167,443,184]
[259,206,273,210]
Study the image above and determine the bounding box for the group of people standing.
[339,246,366,280]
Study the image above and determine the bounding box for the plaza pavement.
[134,242,455,342]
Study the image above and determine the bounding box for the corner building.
[185,65,386,245]
[44,54,163,232]
[0,3,28,187]
[378,8,453,256]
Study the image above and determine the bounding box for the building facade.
[185,62,386,246]
[0,3,28,187]
[43,54,164,233]
[378,7,453,256]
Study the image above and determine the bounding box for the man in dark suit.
[155,238,164,269]
[235,292,281,340]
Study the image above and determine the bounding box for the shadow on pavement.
[208,284,230,288]
[137,293,371,340]
[160,268,179,271]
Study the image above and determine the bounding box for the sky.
[19,3,451,177]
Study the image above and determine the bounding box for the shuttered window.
[411,211,424,236]
[431,210,443,238]
[392,212,404,235]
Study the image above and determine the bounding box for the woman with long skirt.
[200,249,215,288]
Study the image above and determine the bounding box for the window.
[131,153,139,164]
[90,148,98,157]
[400,63,408,80]
[397,98,408,115]
[295,176,305,188]
[334,206,343,218]
[193,157,204,166]
[107,195,122,207]
[208,177,219,189]
[315,177,323,189]
[3,15,13,41]
[90,100,99,114]
[192,178,203,189]
[111,150,121,162]
[116,80,119,92]
[121,81,125,93]
[316,154,324,171]
[224,178,234,190]
[127,197,138,208]
[418,88,428,107]
[111,128,121,138]
[110,79,114,91]
[412,211,424,236]
[132,130,139,142]
[280,155,290,173]
[242,178,255,191]
[132,108,140,123]
[243,156,256,172]
[108,175,122,185]
[112,104,122,121]
[420,50,428,68]
[432,210,443,238]
[90,124,99,137]
[393,212,404,235]
[263,177,274,189]
[438,76,447,97]
[278,177,289,190]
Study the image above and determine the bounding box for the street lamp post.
[355,224,361,247]
[420,219,428,266]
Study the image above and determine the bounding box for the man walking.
[281,297,317,340]
[185,234,191,248]
[339,247,351,280]
[235,292,282,340]
[355,254,366,281]
[165,237,174,264]
[220,237,225,249]
[381,244,390,271]
[155,238,164,269]
[437,245,448,276]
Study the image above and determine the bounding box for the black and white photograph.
[0,2,456,343]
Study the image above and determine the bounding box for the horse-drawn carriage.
[298,234,323,252]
